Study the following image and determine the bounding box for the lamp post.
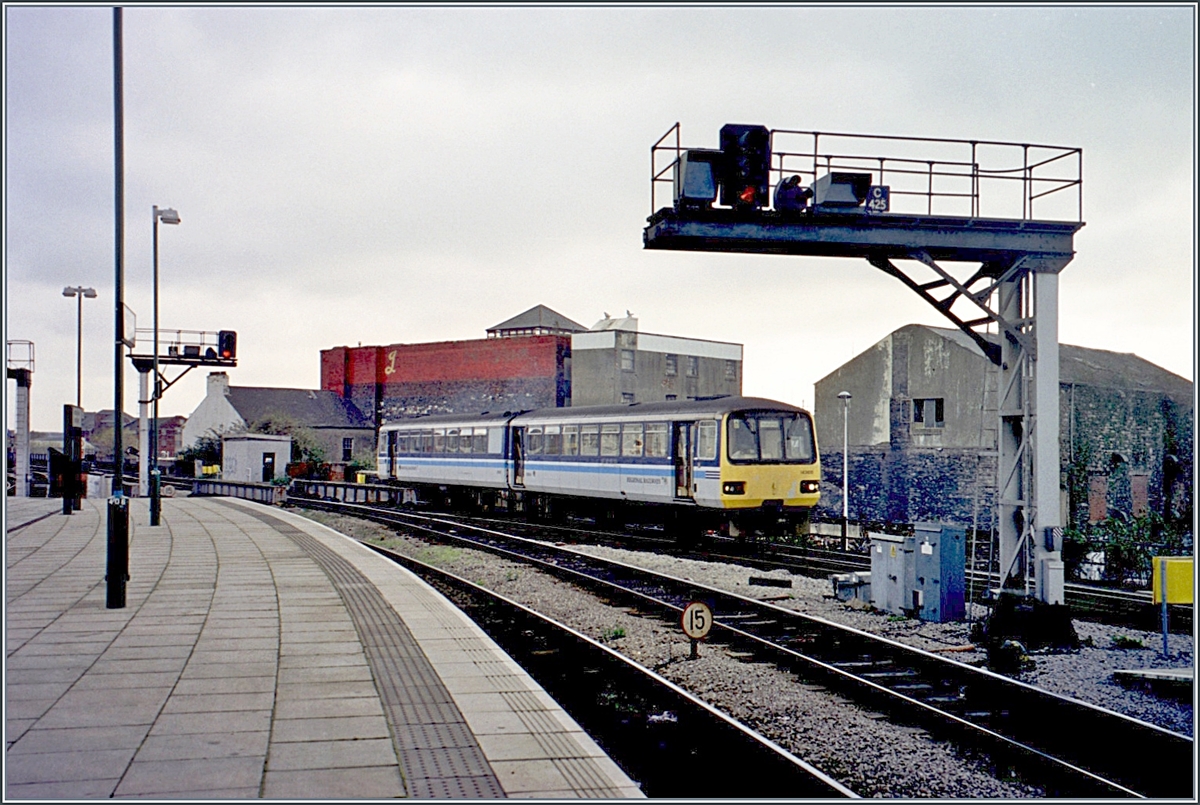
[150,205,180,527]
[62,286,98,407]
[838,390,851,550]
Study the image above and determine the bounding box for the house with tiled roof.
[182,372,374,469]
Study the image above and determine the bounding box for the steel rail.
[291,497,1192,798]
[361,538,857,799]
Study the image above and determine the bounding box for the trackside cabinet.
[869,534,911,616]
[912,522,966,622]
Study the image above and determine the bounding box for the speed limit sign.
[681,601,713,640]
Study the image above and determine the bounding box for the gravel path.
[302,510,1193,797]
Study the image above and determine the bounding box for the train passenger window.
[644,423,668,458]
[580,424,600,456]
[562,425,579,456]
[728,416,758,460]
[600,424,621,456]
[785,416,815,461]
[462,428,475,453]
[396,432,408,453]
[622,423,644,457]
[528,426,544,455]
[473,428,488,454]
[434,429,446,453]
[696,421,717,460]
[759,419,784,460]
[488,427,503,454]
[421,430,433,453]
[544,425,562,455]
[446,428,459,453]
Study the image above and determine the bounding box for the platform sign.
[866,185,890,214]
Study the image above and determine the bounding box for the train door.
[386,430,397,479]
[673,422,693,499]
[511,426,525,487]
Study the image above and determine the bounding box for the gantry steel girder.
[645,208,1084,604]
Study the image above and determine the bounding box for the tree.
[247,412,325,464]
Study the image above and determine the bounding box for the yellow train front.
[694,400,821,538]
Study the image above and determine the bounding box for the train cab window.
[600,424,621,456]
[446,428,460,453]
[580,424,600,456]
[545,425,562,456]
[728,417,758,460]
[758,419,784,461]
[644,422,668,458]
[473,428,488,454]
[527,426,544,455]
[562,425,579,456]
[785,416,815,461]
[622,423,644,457]
[433,429,446,453]
[696,420,717,461]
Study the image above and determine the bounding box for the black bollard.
[106,496,129,608]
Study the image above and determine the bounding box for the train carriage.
[377,396,820,539]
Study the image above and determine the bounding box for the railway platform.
[4,496,643,799]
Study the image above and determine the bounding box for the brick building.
[320,305,743,426]
[814,324,1193,532]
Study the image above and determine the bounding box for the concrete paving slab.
[4,496,642,800]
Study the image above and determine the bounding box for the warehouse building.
[814,324,1194,532]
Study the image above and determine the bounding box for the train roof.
[379,397,808,429]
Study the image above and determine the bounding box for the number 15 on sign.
[681,601,713,658]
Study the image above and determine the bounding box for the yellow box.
[1151,557,1194,605]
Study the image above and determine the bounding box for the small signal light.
[738,186,756,204]
[217,330,237,360]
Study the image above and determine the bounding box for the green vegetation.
[601,626,626,642]
[1110,635,1146,650]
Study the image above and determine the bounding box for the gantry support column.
[138,368,150,497]
[995,262,1065,605]
[10,368,32,497]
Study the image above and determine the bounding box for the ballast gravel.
[303,511,1193,798]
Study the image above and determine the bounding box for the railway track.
[291,496,1193,798]
[363,540,855,798]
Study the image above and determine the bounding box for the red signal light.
[739,186,757,204]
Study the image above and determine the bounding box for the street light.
[838,390,852,549]
[150,205,180,527]
[62,286,98,407]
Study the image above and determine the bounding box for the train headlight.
[722,481,746,495]
[800,480,820,494]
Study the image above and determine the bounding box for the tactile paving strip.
[232,505,506,798]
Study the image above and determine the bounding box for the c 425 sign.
[866,185,890,214]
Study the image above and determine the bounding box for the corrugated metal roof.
[227,387,373,429]
[486,305,587,334]
[923,325,1193,398]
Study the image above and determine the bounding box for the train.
[376,396,821,540]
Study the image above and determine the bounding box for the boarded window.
[665,354,678,376]
[725,360,737,380]
[1088,474,1108,524]
[1131,473,1149,518]
[686,356,699,377]
[621,349,635,372]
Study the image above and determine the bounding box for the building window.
[665,354,678,376]
[913,398,944,428]
[621,392,635,403]
[686,356,699,377]
[342,437,354,462]
[621,349,635,372]
[725,360,737,381]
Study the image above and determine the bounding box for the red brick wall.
[320,347,347,393]
[376,336,564,385]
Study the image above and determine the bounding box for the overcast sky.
[5,4,1196,433]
